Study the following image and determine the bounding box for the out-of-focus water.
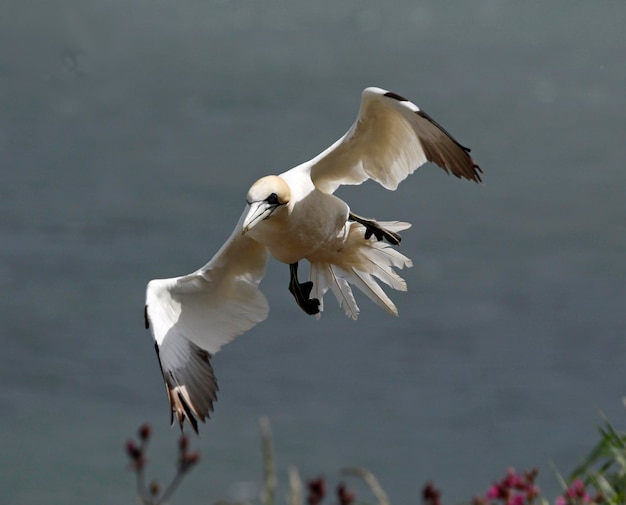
[2,1,625,503]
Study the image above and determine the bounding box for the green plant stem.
[287,465,302,505]
[157,470,186,505]
[260,417,276,505]
[342,467,390,505]
[136,466,151,505]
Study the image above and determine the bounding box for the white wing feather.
[143,87,480,432]
[145,210,269,432]
[308,87,481,194]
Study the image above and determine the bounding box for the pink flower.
[480,467,545,505]
[555,479,594,505]
[565,479,587,499]
[507,495,525,505]
[526,484,540,500]
[486,485,501,500]
[503,468,525,490]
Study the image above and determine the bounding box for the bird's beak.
[242,201,276,234]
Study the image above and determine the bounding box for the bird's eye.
[266,193,279,205]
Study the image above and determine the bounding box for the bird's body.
[245,170,349,265]
[144,87,481,432]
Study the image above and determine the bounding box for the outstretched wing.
[308,87,481,194]
[145,210,270,433]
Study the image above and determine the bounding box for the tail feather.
[328,265,360,319]
[375,220,412,233]
[362,247,411,291]
[350,268,399,315]
[309,221,413,319]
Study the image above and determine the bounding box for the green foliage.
[568,417,626,505]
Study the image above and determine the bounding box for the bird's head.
[242,175,291,233]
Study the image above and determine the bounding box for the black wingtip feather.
[385,90,483,183]
[177,391,199,434]
[383,91,409,102]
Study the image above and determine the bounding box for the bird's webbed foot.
[288,262,320,316]
[348,212,402,245]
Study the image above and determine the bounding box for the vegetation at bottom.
[125,408,626,505]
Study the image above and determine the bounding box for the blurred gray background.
[1,1,625,503]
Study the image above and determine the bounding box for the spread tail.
[309,221,413,319]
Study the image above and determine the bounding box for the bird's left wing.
[307,87,481,194]
[145,210,270,432]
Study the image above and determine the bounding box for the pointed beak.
[242,201,276,234]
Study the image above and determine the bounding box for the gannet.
[145,87,481,432]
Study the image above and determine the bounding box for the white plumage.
[144,87,481,432]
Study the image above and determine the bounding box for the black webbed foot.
[288,262,320,316]
[348,212,402,245]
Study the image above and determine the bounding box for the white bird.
[144,87,481,433]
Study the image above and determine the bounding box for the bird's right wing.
[145,210,270,432]
[307,87,481,194]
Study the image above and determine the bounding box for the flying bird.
[144,87,481,433]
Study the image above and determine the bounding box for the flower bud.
[139,424,151,442]
[125,440,142,461]
[149,480,160,496]
[337,483,356,505]
[185,451,200,465]
[179,435,189,453]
